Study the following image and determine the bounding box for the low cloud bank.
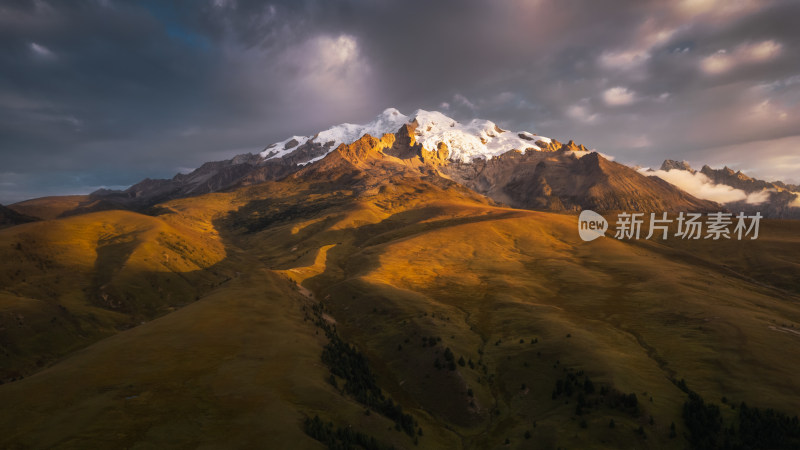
[791,193,800,207]
[641,168,770,204]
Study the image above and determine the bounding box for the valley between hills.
[1,131,800,449]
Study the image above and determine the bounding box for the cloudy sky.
[1,0,799,203]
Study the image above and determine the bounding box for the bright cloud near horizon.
[642,168,772,205]
[1,0,799,203]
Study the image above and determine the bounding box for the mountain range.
[650,160,800,219]
[10,108,797,221]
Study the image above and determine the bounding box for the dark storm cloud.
[1,0,799,203]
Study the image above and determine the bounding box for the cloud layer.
[1,0,799,202]
[642,168,771,204]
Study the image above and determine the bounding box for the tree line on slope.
[309,302,420,440]
[676,378,800,449]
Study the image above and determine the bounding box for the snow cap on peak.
[408,109,549,163]
[260,107,551,164]
[381,107,402,116]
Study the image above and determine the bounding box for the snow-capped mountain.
[87,108,568,209]
[62,107,796,217]
[259,108,554,165]
[79,107,713,214]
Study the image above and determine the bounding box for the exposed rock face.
[336,134,396,162]
[91,154,269,209]
[289,133,451,195]
[660,160,695,172]
[283,138,299,150]
[700,165,772,192]
[278,139,336,166]
[442,150,717,212]
[385,123,422,159]
[534,139,587,153]
[420,141,450,166]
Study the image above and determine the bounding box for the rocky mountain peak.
[660,159,695,172]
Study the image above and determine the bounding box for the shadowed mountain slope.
[0,204,38,228]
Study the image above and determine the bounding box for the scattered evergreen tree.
[313,303,418,437]
[304,415,396,450]
[682,392,722,449]
[443,348,456,370]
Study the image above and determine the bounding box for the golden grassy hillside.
[225,168,799,448]
[0,207,232,380]
[0,141,799,449]
[8,195,92,220]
